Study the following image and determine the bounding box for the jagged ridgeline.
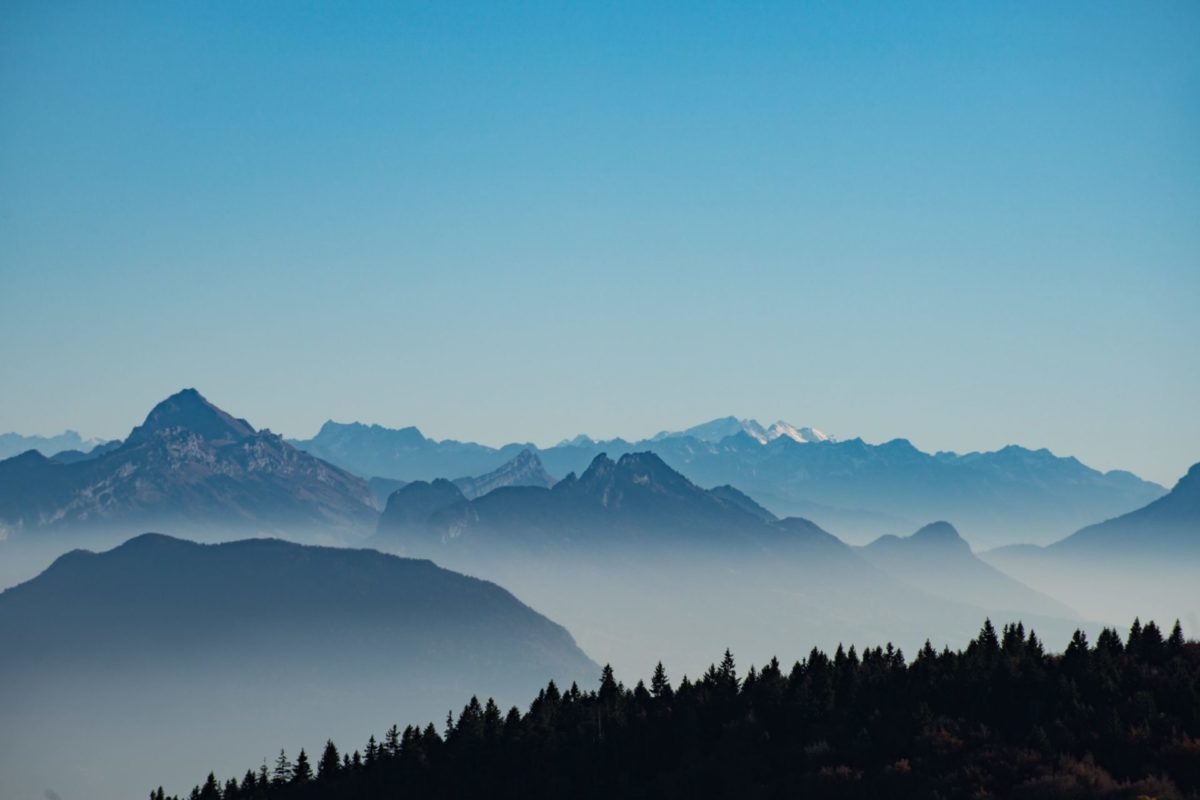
[161,620,1198,800]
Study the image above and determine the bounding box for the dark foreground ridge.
[160,619,1199,800]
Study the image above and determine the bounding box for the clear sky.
[1,1,1197,485]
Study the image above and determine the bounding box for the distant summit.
[453,449,556,500]
[652,416,835,445]
[861,521,1074,618]
[124,387,255,446]
[0,389,376,540]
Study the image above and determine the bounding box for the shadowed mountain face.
[293,418,1164,547]
[373,452,1082,684]
[0,534,596,800]
[0,389,378,543]
[376,451,824,558]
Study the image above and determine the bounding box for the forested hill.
[161,619,1199,800]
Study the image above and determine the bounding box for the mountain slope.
[0,389,378,541]
[0,534,596,800]
[980,463,1200,628]
[1049,461,1200,554]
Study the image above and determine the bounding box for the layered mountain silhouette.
[859,521,1074,618]
[0,389,377,541]
[0,533,595,800]
[293,417,1164,546]
[375,451,844,558]
[372,450,1082,682]
[980,462,1199,628]
[0,429,109,460]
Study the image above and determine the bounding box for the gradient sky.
[1,1,1197,485]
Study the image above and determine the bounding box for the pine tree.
[1168,620,1186,654]
[385,724,401,757]
[272,749,292,785]
[292,748,313,783]
[599,664,619,705]
[718,649,738,692]
[1128,617,1144,651]
[197,773,220,800]
[650,661,672,699]
[365,735,379,764]
[976,619,1000,660]
[318,740,341,779]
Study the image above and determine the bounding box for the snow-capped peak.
[653,417,835,445]
[762,421,833,444]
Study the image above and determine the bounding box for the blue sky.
[1,1,1197,485]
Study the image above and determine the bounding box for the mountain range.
[0,429,109,460]
[0,388,378,543]
[292,417,1164,546]
[0,533,594,800]
[372,449,1082,679]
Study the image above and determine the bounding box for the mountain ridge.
[294,417,1165,546]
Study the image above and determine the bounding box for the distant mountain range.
[0,389,377,542]
[373,449,1082,678]
[0,429,110,460]
[294,417,1165,546]
[0,533,595,800]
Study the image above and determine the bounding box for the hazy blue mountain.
[453,449,556,499]
[293,417,1164,547]
[981,462,1200,630]
[859,521,1075,619]
[0,429,110,460]
[289,420,534,483]
[376,451,809,558]
[0,533,595,800]
[1049,461,1199,555]
[381,478,468,529]
[373,451,1083,682]
[0,389,378,542]
[367,475,408,507]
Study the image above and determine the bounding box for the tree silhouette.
[160,619,1199,800]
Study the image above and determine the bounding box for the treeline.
[160,619,1200,800]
